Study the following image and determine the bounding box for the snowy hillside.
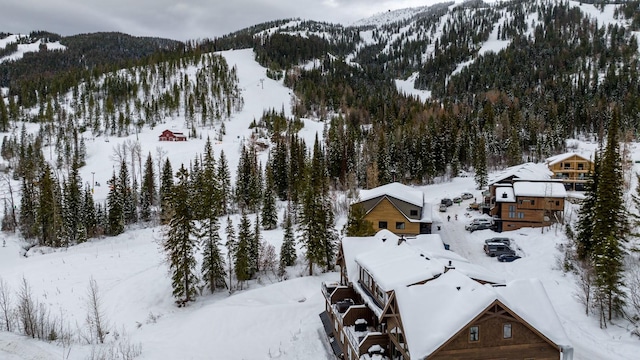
[0,34,66,63]
[0,46,639,360]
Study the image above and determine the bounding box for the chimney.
[444,260,455,272]
[501,192,508,198]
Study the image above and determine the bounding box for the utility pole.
[92,172,95,193]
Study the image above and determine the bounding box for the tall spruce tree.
[163,165,199,306]
[344,203,375,237]
[225,216,236,292]
[63,157,84,244]
[591,110,628,322]
[298,135,336,275]
[38,164,62,247]
[234,211,253,288]
[159,158,174,225]
[279,208,297,268]
[106,171,124,236]
[251,214,261,276]
[474,136,488,190]
[199,138,226,293]
[119,159,137,225]
[576,152,600,260]
[139,153,156,222]
[217,150,232,215]
[261,164,278,230]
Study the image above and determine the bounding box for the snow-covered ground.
[0,44,639,360]
[0,34,66,63]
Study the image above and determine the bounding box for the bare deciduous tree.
[86,278,108,344]
[0,277,13,332]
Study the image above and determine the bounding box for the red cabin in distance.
[159,129,187,141]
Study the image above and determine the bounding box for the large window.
[518,212,525,219]
[508,205,516,218]
[379,221,388,229]
[503,323,512,339]
[469,326,479,342]
[395,222,405,230]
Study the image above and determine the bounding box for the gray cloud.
[0,0,443,41]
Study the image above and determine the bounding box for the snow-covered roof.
[342,231,504,299]
[355,237,442,292]
[495,186,515,203]
[394,270,572,359]
[546,152,592,166]
[488,163,552,185]
[513,181,567,198]
[358,182,424,208]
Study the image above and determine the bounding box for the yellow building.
[546,152,593,191]
[351,182,432,236]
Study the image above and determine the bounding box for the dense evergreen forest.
[1,0,640,308]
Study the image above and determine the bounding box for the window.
[396,222,405,230]
[508,205,516,218]
[517,212,524,219]
[530,200,535,206]
[469,326,479,342]
[578,163,584,170]
[556,201,560,206]
[503,323,512,339]
[410,209,418,217]
[379,221,387,229]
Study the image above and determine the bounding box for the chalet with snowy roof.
[482,163,553,214]
[320,230,573,360]
[546,152,593,191]
[351,182,432,236]
[491,180,566,232]
[159,129,187,141]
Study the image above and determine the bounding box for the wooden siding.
[359,196,422,221]
[548,154,593,191]
[362,197,421,235]
[428,303,559,360]
[495,196,564,231]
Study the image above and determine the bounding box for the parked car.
[485,237,511,246]
[468,222,492,232]
[439,203,447,212]
[468,202,480,210]
[465,218,491,231]
[497,253,521,262]
[453,197,462,204]
[484,242,514,257]
[441,198,453,207]
[461,192,473,200]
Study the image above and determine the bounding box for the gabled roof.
[341,231,505,317]
[357,182,424,208]
[394,270,572,359]
[513,181,567,198]
[488,163,552,186]
[546,152,592,166]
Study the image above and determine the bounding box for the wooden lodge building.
[320,230,574,360]
[351,182,433,236]
[159,129,188,141]
[481,163,567,232]
[545,152,593,191]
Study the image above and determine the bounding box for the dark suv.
[441,198,453,207]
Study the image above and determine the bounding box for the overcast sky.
[1,0,442,41]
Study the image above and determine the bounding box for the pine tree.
[590,110,628,322]
[217,150,232,215]
[250,214,262,276]
[0,97,9,133]
[106,171,124,236]
[163,165,199,306]
[19,178,38,240]
[576,152,600,260]
[234,212,253,288]
[225,216,236,292]
[261,164,278,230]
[38,164,62,247]
[200,215,226,293]
[344,203,375,237]
[279,209,297,268]
[83,185,98,238]
[474,136,488,190]
[199,138,226,293]
[139,153,156,222]
[62,157,83,244]
[298,135,336,275]
[159,158,174,225]
[119,159,137,225]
